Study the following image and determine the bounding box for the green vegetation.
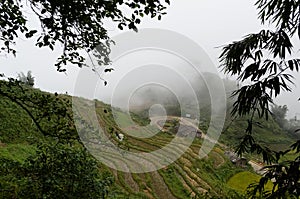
[220,114,295,151]
[0,80,113,198]
[1,0,170,69]
[0,144,35,162]
[227,171,273,193]
[1,79,297,198]
[2,0,300,197]
[219,0,300,197]
[159,166,190,198]
[0,96,42,144]
[0,143,114,199]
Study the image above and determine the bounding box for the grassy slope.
[227,171,273,193]
[0,84,290,198]
[0,144,35,162]
[0,97,41,144]
[219,114,295,151]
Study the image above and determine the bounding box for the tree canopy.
[0,0,170,72]
[1,143,114,198]
[220,0,300,198]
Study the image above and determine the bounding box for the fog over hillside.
[94,63,237,121]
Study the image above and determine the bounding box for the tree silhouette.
[220,0,300,198]
[17,71,35,87]
[0,0,170,71]
[271,104,288,129]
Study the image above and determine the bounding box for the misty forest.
[0,0,300,199]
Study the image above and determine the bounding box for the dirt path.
[150,116,226,148]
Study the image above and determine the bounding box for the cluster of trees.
[271,105,289,129]
[271,105,300,138]
[17,71,34,87]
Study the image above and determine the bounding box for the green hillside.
[0,80,292,198]
[220,114,295,152]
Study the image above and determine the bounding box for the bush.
[0,143,114,199]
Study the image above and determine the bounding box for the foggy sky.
[0,0,299,118]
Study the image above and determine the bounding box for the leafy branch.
[220,0,300,198]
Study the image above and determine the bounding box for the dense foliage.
[0,77,77,141]
[220,0,300,198]
[1,143,114,198]
[0,77,116,198]
[0,0,170,72]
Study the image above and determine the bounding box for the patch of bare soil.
[123,172,139,192]
[150,171,176,199]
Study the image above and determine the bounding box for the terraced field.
[227,171,273,194]
[0,90,262,198]
[75,100,246,198]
